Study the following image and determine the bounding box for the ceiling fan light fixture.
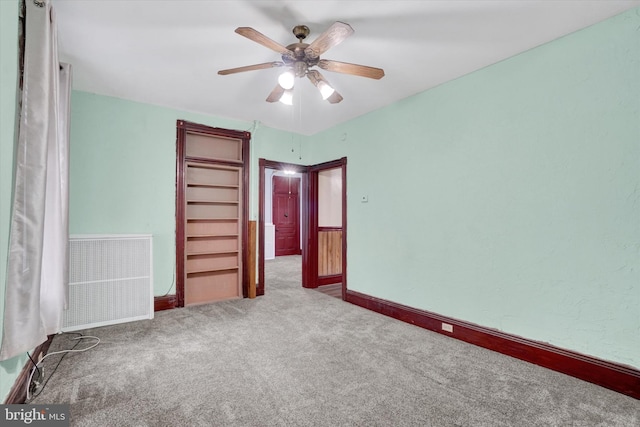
[278,70,295,90]
[318,81,335,100]
[219,22,383,106]
[279,89,294,105]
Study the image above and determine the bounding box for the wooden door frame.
[176,120,250,307]
[258,157,347,298]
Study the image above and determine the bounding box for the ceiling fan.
[218,22,385,104]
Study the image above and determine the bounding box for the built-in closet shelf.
[187,200,239,204]
[187,183,239,189]
[181,130,245,306]
[186,250,239,257]
[187,266,239,275]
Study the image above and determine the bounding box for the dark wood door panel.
[273,176,300,256]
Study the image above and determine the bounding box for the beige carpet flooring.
[30,255,639,426]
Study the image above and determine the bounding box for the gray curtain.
[0,0,71,361]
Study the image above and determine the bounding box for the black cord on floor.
[27,332,84,402]
[26,351,42,382]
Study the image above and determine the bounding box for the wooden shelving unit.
[184,158,243,305]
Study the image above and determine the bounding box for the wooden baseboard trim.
[345,290,640,400]
[317,274,341,286]
[4,335,55,404]
[154,295,177,311]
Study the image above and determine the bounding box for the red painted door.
[273,176,300,256]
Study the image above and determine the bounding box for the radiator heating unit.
[63,234,154,332]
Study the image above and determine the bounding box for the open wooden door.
[308,158,347,291]
[176,121,250,306]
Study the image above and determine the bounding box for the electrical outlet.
[29,378,43,395]
[441,322,454,333]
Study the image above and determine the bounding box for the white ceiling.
[53,0,639,135]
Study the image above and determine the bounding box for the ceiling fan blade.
[304,21,354,59]
[218,61,285,76]
[318,59,385,79]
[235,27,294,60]
[307,70,343,104]
[266,84,285,103]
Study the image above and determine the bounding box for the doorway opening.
[258,160,307,296]
[258,157,347,298]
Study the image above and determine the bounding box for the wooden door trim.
[176,120,250,307]
[341,160,347,300]
[318,274,343,286]
[318,226,342,232]
[306,169,318,288]
[308,158,346,172]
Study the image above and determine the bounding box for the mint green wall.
[2,79,301,397]
[69,91,303,296]
[248,123,309,218]
[307,9,640,368]
[0,0,28,402]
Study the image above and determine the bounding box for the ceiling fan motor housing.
[293,61,308,77]
[282,41,318,78]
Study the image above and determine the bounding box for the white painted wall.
[318,168,342,227]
